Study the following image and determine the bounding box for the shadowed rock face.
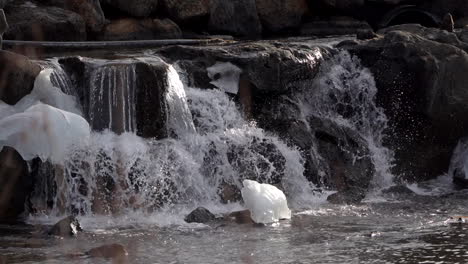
[4,1,86,41]
[0,147,32,222]
[256,0,309,33]
[0,50,41,105]
[208,0,262,38]
[98,18,181,41]
[340,24,468,182]
[101,0,158,18]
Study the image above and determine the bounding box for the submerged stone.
[184,207,216,223]
[87,243,128,259]
[48,216,83,237]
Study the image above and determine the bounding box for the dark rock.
[4,1,86,41]
[357,29,378,40]
[0,50,41,105]
[300,17,372,37]
[43,0,106,34]
[48,216,83,237]
[422,0,468,22]
[0,9,7,34]
[0,147,32,222]
[441,13,455,32]
[161,0,209,25]
[185,207,216,223]
[226,210,254,224]
[208,0,262,38]
[0,0,6,9]
[219,182,242,203]
[327,189,365,204]
[317,0,364,10]
[87,243,128,259]
[100,0,158,17]
[59,56,170,138]
[381,185,416,198]
[255,0,308,32]
[98,18,181,41]
[341,27,468,182]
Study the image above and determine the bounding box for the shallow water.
[2,182,468,264]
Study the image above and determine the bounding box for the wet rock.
[0,255,6,264]
[208,0,262,38]
[300,17,372,37]
[219,182,242,204]
[341,26,468,182]
[98,18,181,41]
[42,0,105,34]
[423,0,468,24]
[59,56,170,138]
[161,0,209,25]
[100,0,158,17]
[441,13,455,32]
[327,189,365,205]
[4,1,86,41]
[381,185,416,198]
[0,9,7,48]
[0,147,32,222]
[48,216,83,237]
[87,243,128,259]
[255,0,308,33]
[226,210,254,224]
[0,50,42,105]
[185,207,216,223]
[318,0,364,10]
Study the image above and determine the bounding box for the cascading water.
[297,51,394,190]
[88,61,137,133]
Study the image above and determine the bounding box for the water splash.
[299,51,395,189]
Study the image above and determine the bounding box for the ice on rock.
[241,180,291,224]
[0,103,90,164]
[207,62,242,94]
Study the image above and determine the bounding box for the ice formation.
[207,62,242,94]
[0,103,90,164]
[241,179,291,224]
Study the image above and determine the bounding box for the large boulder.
[97,18,181,41]
[59,56,171,139]
[161,0,210,25]
[42,0,106,34]
[255,0,308,32]
[208,0,262,38]
[0,147,32,222]
[4,1,86,41]
[100,0,158,17]
[0,50,41,105]
[340,25,468,181]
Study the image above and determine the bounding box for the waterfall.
[298,51,394,189]
[88,61,137,133]
[29,61,315,216]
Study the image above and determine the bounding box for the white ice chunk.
[207,62,242,94]
[0,103,90,164]
[241,179,291,224]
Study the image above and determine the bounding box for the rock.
[98,18,181,41]
[226,210,254,224]
[87,244,128,259]
[0,0,6,9]
[423,0,468,21]
[0,9,6,50]
[0,9,7,34]
[341,26,468,181]
[100,0,158,17]
[4,1,86,41]
[300,16,372,37]
[441,13,455,32]
[43,0,106,34]
[0,50,41,105]
[48,216,82,237]
[327,189,365,204]
[208,0,262,38]
[161,0,210,25]
[255,0,308,32]
[318,0,364,10]
[219,182,241,203]
[0,147,32,222]
[59,56,171,138]
[381,185,416,198]
[184,207,216,223]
